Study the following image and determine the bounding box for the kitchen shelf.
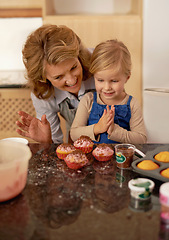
[0,8,42,18]
[0,0,43,17]
[0,0,42,9]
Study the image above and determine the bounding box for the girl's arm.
[70,92,96,142]
[108,97,147,144]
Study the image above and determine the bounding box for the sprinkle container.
[160,182,169,223]
[128,178,155,211]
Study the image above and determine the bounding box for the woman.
[16,24,95,143]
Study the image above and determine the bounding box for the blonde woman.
[16,24,95,143]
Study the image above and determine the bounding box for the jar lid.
[128,178,155,200]
[160,182,169,197]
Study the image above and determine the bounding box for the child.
[70,39,147,144]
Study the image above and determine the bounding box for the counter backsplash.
[0,70,27,86]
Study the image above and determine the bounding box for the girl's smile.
[94,68,129,105]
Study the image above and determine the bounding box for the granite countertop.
[0,143,168,240]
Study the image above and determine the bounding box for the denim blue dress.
[87,92,132,143]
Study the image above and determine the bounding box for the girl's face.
[94,68,129,104]
[45,58,83,95]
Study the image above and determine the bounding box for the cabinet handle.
[144,88,169,93]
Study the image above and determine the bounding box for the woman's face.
[45,58,83,95]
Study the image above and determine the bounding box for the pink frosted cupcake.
[73,136,94,153]
[64,150,89,170]
[92,144,114,161]
[56,143,76,160]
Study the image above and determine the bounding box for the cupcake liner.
[92,153,113,162]
[64,159,88,170]
[56,152,69,160]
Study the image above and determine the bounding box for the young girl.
[70,39,147,144]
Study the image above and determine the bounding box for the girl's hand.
[16,111,52,143]
[107,105,115,135]
[94,105,114,136]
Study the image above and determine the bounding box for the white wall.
[0,17,42,84]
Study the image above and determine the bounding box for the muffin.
[137,160,159,170]
[154,151,169,162]
[56,143,76,160]
[161,168,169,178]
[73,135,94,153]
[64,150,89,170]
[92,143,114,161]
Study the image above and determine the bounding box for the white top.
[31,77,95,143]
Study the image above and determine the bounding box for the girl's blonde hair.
[22,24,92,99]
[89,39,131,77]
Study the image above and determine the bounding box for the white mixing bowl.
[0,141,32,202]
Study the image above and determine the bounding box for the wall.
[0,18,42,85]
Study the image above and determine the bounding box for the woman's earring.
[39,78,47,83]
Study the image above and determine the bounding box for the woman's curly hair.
[22,24,92,99]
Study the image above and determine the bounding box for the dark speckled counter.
[0,143,168,240]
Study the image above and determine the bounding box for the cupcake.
[154,151,169,162]
[92,143,114,161]
[161,168,169,178]
[73,135,94,153]
[56,143,76,160]
[137,160,159,170]
[64,150,89,170]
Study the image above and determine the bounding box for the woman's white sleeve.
[31,93,63,143]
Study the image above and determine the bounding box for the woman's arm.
[16,111,53,143]
[16,93,63,143]
[108,97,147,144]
[32,93,64,143]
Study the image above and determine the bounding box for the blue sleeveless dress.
[87,92,132,143]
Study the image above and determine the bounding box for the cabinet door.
[0,88,36,141]
[0,88,67,143]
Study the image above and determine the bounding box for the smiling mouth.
[103,92,114,95]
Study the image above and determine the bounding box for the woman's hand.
[94,105,114,136]
[16,111,53,143]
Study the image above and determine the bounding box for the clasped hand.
[94,105,115,136]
